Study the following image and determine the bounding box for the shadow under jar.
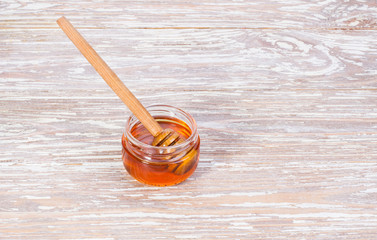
[122,105,200,186]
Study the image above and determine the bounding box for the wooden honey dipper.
[57,16,181,147]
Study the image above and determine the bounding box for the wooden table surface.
[1,1,377,239]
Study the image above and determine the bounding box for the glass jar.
[122,105,200,186]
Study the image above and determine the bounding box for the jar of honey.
[122,105,200,186]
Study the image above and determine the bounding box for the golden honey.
[122,105,200,186]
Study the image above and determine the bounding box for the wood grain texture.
[1,0,377,239]
[1,0,377,29]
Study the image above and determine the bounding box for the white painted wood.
[1,0,377,239]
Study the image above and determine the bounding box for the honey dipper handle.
[57,16,163,137]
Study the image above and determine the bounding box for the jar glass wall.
[122,105,200,186]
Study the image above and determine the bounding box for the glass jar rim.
[124,104,198,151]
